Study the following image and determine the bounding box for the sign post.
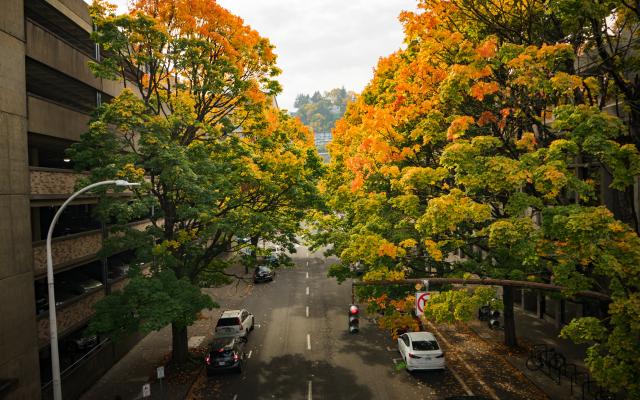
[415,291,431,316]
[157,366,165,399]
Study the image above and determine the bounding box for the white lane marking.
[188,335,205,348]
[306,260,309,267]
[307,334,311,350]
[247,350,252,359]
[306,306,309,317]
[307,380,312,400]
[232,395,238,400]
[306,286,309,295]
[449,366,474,396]
[306,271,309,279]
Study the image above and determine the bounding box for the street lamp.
[46,180,140,400]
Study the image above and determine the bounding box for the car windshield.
[216,317,239,327]
[412,340,439,351]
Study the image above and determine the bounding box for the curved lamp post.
[47,180,140,400]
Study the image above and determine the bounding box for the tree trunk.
[246,235,260,274]
[171,323,189,365]
[503,285,518,348]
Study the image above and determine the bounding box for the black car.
[205,337,246,375]
[253,265,275,283]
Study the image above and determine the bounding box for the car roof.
[406,331,437,341]
[220,310,243,317]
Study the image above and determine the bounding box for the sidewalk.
[468,308,595,400]
[80,264,253,400]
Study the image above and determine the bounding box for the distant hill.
[292,87,355,134]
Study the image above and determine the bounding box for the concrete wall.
[0,1,42,398]
[27,96,91,141]
[26,21,99,87]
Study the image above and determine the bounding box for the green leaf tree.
[70,0,321,365]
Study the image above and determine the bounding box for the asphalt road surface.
[196,254,470,400]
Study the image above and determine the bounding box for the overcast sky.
[100,0,417,111]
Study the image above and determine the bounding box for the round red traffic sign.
[416,292,430,313]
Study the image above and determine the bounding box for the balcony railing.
[30,167,87,197]
[36,289,105,348]
[32,220,152,276]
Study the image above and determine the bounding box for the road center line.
[306,286,309,295]
[306,271,309,279]
[306,334,311,350]
[306,306,309,317]
[307,380,312,400]
[247,350,252,359]
[306,260,309,267]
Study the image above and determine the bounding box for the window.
[412,340,439,351]
[216,317,240,327]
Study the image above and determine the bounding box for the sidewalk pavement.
[80,263,253,400]
[468,307,593,400]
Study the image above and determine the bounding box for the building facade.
[1,1,145,398]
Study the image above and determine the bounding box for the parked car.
[397,331,445,371]
[108,264,130,281]
[58,273,103,295]
[349,261,365,276]
[64,330,99,353]
[253,265,275,283]
[205,336,247,375]
[214,309,254,339]
[264,254,279,267]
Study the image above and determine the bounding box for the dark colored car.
[264,254,279,267]
[205,337,246,375]
[253,265,275,283]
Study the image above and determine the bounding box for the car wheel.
[250,318,255,331]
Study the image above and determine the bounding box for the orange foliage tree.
[310,0,640,394]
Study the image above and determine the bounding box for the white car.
[215,309,255,339]
[397,332,445,371]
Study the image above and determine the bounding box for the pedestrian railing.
[525,344,616,400]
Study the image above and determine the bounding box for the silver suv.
[215,309,255,339]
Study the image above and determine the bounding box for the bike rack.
[526,343,617,400]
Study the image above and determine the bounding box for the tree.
[292,87,356,133]
[71,0,321,365]
[310,0,640,394]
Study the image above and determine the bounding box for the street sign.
[157,366,165,379]
[142,383,151,398]
[415,291,431,316]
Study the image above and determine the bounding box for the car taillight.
[233,354,239,362]
[436,353,444,358]
[408,353,421,359]
[205,354,211,365]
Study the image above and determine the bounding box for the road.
[192,253,470,400]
